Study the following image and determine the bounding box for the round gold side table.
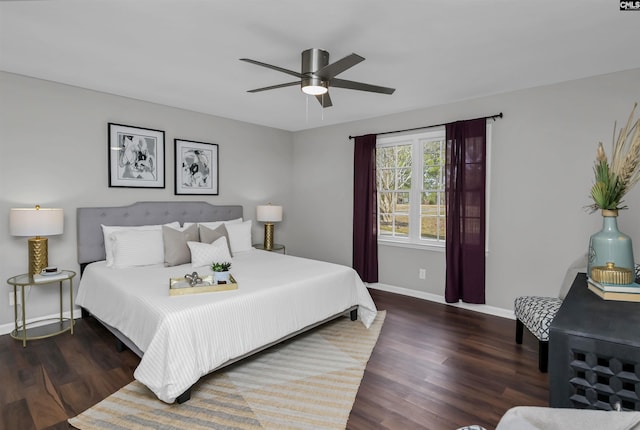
[7,270,76,347]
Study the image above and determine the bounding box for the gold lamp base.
[263,223,274,251]
[28,236,49,275]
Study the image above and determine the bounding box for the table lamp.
[256,204,282,251]
[10,205,64,275]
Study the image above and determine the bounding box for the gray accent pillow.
[199,224,233,257]
[163,224,199,266]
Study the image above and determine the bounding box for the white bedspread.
[76,249,377,403]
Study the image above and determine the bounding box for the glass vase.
[587,209,635,279]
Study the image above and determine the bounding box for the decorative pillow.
[110,229,165,268]
[102,222,179,267]
[225,220,252,254]
[163,224,199,266]
[187,237,232,268]
[199,224,233,257]
[192,217,243,231]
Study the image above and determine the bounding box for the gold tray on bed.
[169,275,238,296]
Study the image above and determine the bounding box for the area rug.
[69,311,385,430]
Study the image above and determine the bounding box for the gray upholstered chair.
[495,406,640,429]
[514,255,588,372]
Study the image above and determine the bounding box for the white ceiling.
[1,0,639,132]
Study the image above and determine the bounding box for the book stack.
[33,272,68,283]
[587,277,640,302]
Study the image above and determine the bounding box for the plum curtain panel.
[445,119,487,303]
[353,134,379,283]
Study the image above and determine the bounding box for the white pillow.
[102,222,179,267]
[187,237,232,268]
[191,217,243,230]
[225,220,252,253]
[110,229,165,268]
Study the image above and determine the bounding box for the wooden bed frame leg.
[176,388,192,404]
[350,308,358,321]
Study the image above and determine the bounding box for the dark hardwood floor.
[0,289,548,430]
[348,290,548,429]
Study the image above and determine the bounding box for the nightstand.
[7,270,76,347]
[253,243,286,254]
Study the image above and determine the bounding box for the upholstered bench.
[513,254,588,372]
[514,295,562,372]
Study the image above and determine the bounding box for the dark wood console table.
[549,272,640,410]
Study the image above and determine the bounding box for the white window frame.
[376,124,492,253]
[376,129,446,251]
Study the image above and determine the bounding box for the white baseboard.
[368,283,515,320]
[0,308,82,336]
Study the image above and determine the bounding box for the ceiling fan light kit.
[301,79,328,95]
[301,82,328,95]
[241,48,395,108]
[301,48,329,95]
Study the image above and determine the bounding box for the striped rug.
[69,311,385,430]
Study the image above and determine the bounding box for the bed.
[75,201,377,404]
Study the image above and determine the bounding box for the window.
[377,130,446,248]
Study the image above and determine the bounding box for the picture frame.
[174,139,219,195]
[108,123,165,188]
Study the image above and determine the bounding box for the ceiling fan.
[240,48,395,108]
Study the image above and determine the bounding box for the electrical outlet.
[419,268,426,279]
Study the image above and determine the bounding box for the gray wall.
[290,68,640,313]
[0,71,293,328]
[2,68,639,329]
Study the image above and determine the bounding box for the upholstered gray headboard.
[77,201,243,265]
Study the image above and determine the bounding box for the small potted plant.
[211,261,231,284]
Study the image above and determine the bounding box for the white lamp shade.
[256,205,283,223]
[10,207,64,236]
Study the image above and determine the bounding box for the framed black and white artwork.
[174,139,219,195]
[108,123,165,188]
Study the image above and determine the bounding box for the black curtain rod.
[348,112,503,140]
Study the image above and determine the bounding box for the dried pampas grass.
[588,103,640,213]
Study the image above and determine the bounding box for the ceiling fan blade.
[315,92,332,108]
[240,58,304,79]
[314,53,364,80]
[331,78,395,95]
[247,81,300,93]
